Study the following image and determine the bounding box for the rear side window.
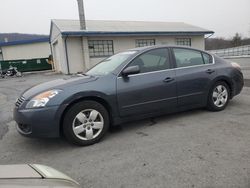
[173,48,205,68]
[129,48,170,73]
[202,52,213,64]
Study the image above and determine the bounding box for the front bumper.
[13,105,61,138]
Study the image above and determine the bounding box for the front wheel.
[63,101,110,146]
[16,72,22,77]
[207,81,230,111]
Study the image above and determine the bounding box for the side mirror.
[122,66,140,77]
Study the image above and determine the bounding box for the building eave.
[0,37,50,47]
[61,31,214,37]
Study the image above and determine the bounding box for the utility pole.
[77,0,86,30]
[248,23,250,38]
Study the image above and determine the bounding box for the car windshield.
[86,51,137,76]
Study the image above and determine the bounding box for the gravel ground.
[0,73,250,188]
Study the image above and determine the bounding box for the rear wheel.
[63,101,109,146]
[207,81,230,111]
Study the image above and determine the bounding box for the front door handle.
[206,69,215,74]
[163,77,175,83]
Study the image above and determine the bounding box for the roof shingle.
[52,19,213,34]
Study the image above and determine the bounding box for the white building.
[50,20,213,74]
[0,38,50,61]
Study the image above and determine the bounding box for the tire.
[63,100,109,146]
[207,81,230,111]
[16,72,22,77]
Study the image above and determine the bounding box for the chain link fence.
[209,45,250,57]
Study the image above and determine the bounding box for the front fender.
[54,91,119,127]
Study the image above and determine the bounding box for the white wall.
[88,35,205,67]
[50,22,61,43]
[155,35,204,49]
[66,37,85,73]
[52,36,86,74]
[52,36,68,74]
[2,42,50,61]
[191,35,205,49]
[50,21,70,74]
[81,37,91,70]
[51,34,205,74]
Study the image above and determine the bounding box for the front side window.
[176,38,191,46]
[135,39,155,47]
[173,48,206,68]
[129,48,170,73]
[88,40,114,58]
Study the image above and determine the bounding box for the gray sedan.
[13,46,244,146]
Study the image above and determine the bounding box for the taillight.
[231,62,241,71]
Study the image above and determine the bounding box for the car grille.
[15,96,25,108]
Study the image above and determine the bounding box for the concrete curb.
[22,70,60,75]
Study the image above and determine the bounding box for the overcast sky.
[0,0,249,38]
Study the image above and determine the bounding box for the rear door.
[172,47,216,108]
[116,48,177,117]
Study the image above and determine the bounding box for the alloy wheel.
[212,85,228,108]
[72,109,104,141]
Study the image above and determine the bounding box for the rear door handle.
[206,69,215,74]
[163,77,175,83]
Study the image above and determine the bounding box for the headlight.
[26,89,62,108]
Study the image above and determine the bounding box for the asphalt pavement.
[0,73,250,188]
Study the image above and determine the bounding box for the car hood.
[22,75,98,99]
[0,164,80,187]
[0,164,41,179]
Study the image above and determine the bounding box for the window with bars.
[175,38,191,46]
[88,40,114,58]
[135,39,155,47]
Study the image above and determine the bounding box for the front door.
[117,48,177,117]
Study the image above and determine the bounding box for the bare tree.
[231,33,242,47]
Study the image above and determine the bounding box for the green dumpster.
[0,58,52,72]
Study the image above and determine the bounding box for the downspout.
[49,41,55,71]
[0,47,3,71]
[64,35,70,74]
[0,47,4,61]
